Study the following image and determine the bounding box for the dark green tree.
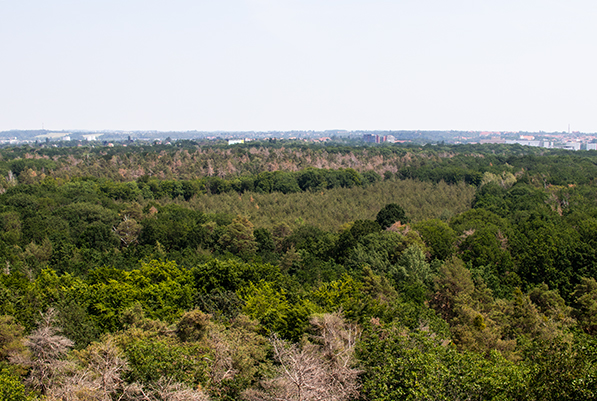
[376,203,409,229]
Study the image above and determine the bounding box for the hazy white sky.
[1,0,596,132]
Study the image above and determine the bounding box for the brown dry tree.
[14,308,74,395]
[243,312,360,401]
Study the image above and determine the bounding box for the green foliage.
[239,281,289,335]
[176,309,211,343]
[120,334,209,386]
[282,225,336,261]
[572,277,597,334]
[361,170,382,185]
[239,281,316,340]
[86,260,193,332]
[254,227,275,254]
[139,204,208,250]
[297,168,327,191]
[430,257,475,321]
[392,245,436,290]
[336,219,381,263]
[189,179,474,231]
[56,202,119,246]
[413,218,457,260]
[0,212,22,246]
[0,316,24,361]
[376,203,409,228]
[450,208,517,296]
[55,298,101,349]
[528,283,572,322]
[511,214,578,294]
[358,326,528,401]
[191,258,282,295]
[5,143,597,398]
[523,335,597,400]
[344,230,426,278]
[218,215,258,257]
[311,275,367,320]
[0,369,32,401]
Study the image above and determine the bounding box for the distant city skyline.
[2,1,597,133]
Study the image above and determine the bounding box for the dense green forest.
[2,141,597,400]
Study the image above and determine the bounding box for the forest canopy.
[1,141,597,400]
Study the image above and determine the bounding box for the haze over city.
[2,0,596,133]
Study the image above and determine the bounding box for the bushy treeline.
[3,141,597,190]
[2,144,597,400]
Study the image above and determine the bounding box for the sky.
[1,0,597,133]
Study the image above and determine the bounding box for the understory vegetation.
[1,141,597,400]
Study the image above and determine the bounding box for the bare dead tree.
[14,308,74,395]
[34,332,211,401]
[46,370,104,401]
[88,338,128,397]
[243,313,361,401]
[113,215,142,247]
[309,313,361,401]
[205,329,237,384]
[148,378,211,401]
[57,337,130,400]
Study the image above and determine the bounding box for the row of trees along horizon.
[1,141,597,400]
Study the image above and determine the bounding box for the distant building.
[587,143,597,151]
[0,137,19,144]
[363,134,377,143]
[560,142,581,151]
[505,140,535,146]
[33,132,73,142]
[363,134,395,144]
[479,137,505,144]
[228,139,244,145]
[82,134,103,141]
[505,140,555,149]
